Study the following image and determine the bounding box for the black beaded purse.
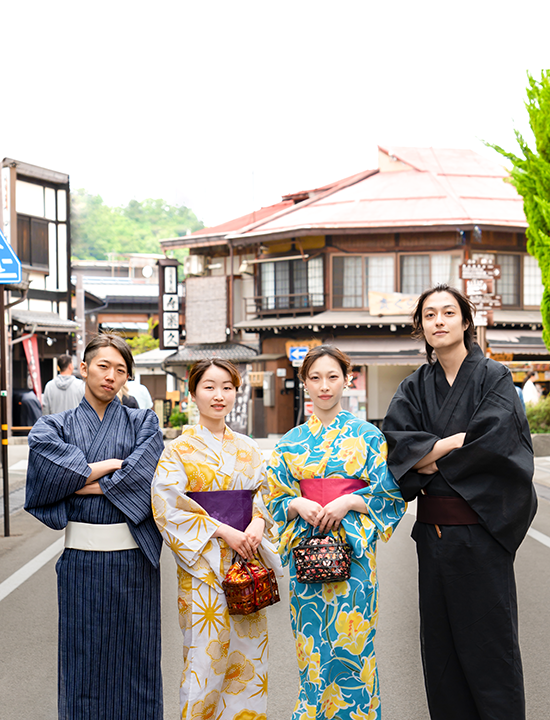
[293,532,352,584]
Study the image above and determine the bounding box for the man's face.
[80,346,129,405]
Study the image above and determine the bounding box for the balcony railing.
[245,293,326,319]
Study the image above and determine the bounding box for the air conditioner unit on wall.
[183,255,205,276]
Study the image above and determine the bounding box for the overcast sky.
[1,1,548,229]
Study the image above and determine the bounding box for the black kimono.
[383,344,536,720]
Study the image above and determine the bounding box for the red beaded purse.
[222,558,280,616]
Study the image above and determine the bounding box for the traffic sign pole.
[1,287,10,537]
[0,228,23,537]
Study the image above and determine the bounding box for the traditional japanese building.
[160,146,546,436]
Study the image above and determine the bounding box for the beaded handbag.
[293,533,352,583]
[222,558,280,616]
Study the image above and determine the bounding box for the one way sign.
[0,229,22,284]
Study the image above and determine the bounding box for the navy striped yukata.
[25,398,164,720]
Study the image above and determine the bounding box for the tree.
[126,319,159,355]
[71,191,204,260]
[489,71,550,348]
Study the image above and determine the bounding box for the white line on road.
[0,537,64,602]
[527,527,550,549]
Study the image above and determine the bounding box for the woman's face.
[303,354,347,414]
[191,364,237,421]
[421,291,468,353]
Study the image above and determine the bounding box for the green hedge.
[526,397,550,433]
[169,410,188,429]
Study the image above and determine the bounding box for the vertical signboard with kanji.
[158,257,181,350]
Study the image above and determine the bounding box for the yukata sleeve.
[25,414,91,528]
[266,443,304,564]
[383,382,440,500]
[360,430,406,543]
[151,442,222,573]
[99,409,164,525]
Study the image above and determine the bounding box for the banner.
[368,291,418,316]
[22,335,43,404]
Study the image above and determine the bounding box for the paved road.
[1,446,550,719]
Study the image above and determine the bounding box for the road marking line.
[0,537,64,602]
[527,528,550,549]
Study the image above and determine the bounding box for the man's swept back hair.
[83,334,135,376]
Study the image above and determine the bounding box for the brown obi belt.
[300,477,366,506]
[417,494,479,525]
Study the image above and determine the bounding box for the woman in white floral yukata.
[266,345,405,720]
[152,358,282,720]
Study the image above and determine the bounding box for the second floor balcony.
[245,292,326,319]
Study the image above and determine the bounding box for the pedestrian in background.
[522,369,541,405]
[266,345,405,720]
[42,354,85,414]
[383,284,536,720]
[152,358,282,720]
[25,334,164,720]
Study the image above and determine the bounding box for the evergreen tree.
[489,70,550,348]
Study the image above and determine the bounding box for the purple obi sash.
[300,477,367,506]
[187,489,253,532]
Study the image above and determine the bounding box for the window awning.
[486,329,548,355]
[333,337,425,365]
[11,309,79,333]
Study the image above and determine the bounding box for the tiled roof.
[12,310,79,332]
[164,342,258,365]
[231,147,525,240]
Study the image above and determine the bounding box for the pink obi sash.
[299,477,366,506]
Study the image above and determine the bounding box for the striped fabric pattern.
[25,399,165,719]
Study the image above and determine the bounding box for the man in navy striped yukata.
[25,334,165,720]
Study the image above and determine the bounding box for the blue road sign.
[288,346,309,362]
[0,229,22,284]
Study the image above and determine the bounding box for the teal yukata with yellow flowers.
[266,410,405,720]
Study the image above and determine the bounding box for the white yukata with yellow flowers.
[266,411,405,720]
[152,424,282,720]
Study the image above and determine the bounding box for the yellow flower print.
[282,450,310,481]
[222,651,255,694]
[206,628,231,674]
[151,492,167,530]
[190,689,220,719]
[349,709,370,720]
[320,682,351,719]
[183,461,216,491]
[359,653,377,694]
[295,704,316,720]
[233,610,267,639]
[374,440,388,467]
[318,427,341,452]
[333,609,372,654]
[308,649,321,684]
[321,580,350,604]
[308,414,323,435]
[337,435,367,476]
[295,633,315,672]
[350,700,380,720]
[232,711,267,720]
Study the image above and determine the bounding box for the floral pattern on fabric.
[152,424,282,720]
[266,411,405,720]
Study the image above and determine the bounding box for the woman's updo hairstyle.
[188,358,242,395]
[298,345,352,383]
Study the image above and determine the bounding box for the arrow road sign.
[0,229,22,284]
[288,346,310,363]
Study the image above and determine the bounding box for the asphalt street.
[1,444,550,719]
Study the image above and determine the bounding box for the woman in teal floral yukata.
[266,345,405,720]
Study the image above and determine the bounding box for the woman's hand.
[75,481,104,495]
[317,494,366,533]
[244,517,265,554]
[287,497,324,525]
[214,523,256,561]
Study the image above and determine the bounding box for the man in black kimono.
[383,284,536,720]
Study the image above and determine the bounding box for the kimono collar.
[80,396,121,423]
[195,423,235,445]
[307,410,353,436]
